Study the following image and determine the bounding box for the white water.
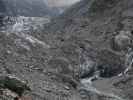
[80,78,126,100]
[118,48,133,77]
[79,53,126,100]
[124,48,133,74]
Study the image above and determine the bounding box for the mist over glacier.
[45,0,80,7]
[0,0,80,17]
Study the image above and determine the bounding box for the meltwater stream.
[80,48,133,100]
[80,78,126,100]
[79,51,128,100]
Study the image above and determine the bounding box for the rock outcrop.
[1,0,133,100]
[42,0,133,100]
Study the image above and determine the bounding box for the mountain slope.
[42,0,133,99]
[44,0,133,52]
[0,0,133,100]
[45,0,133,32]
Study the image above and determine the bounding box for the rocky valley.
[0,0,133,100]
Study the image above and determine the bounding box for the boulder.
[112,31,133,51]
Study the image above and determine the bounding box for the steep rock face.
[44,0,133,66]
[43,0,133,100]
[45,0,133,33]
[0,31,80,100]
[0,0,133,100]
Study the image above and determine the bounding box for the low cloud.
[45,0,80,7]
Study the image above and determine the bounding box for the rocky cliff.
[0,0,133,100]
[42,0,133,99]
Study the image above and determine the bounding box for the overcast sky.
[45,0,80,7]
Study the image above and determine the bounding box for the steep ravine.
[43,0,133,100]
[0,0,133,100]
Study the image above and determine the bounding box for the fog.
[0,0,81,16]
[45,0,81,7]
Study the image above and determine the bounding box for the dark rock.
[97,49,124,78]
[0,16,5,27]
[0,75,30,96]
